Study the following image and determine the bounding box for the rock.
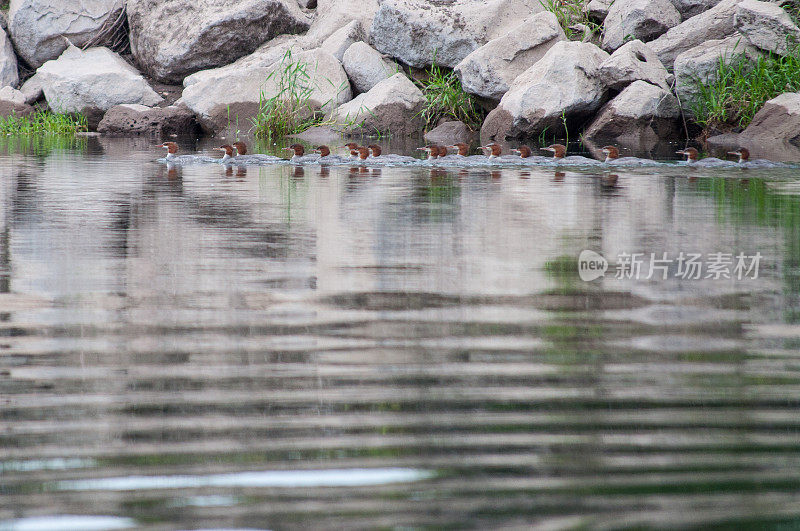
[331,73,424,135]
[127,0,311,84]
[0,86,25,106]
[297,0,317,7]
[305,0,380,45]
[370,0,544,69]
[8,0,124,69]
[674,34,761,109]
[454,12,565,101]
[596,40,670,90]
[19,73,44,104]
[0,100,33,118]
[179,48,351,133]
[287,125,343,143]
[424,120,473,143]
[584,80,681,141]
[480,41,609,140]
[734,0,800,55]
[584,0,613,22]
[649,0,741,68]
[669,0,723,19]
[342,41,400,94]
[0,27,18,88]
[320,20,365,62]
[602,0,681,52]
[36,46,163,115]
[98,104,199,136]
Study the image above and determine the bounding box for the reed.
[0,110,87,135]
[414,56,484,131]
[539,0,601,40]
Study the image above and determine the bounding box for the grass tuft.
[0,110,87,135]
[414,57,484,131]
[539,0,601,41]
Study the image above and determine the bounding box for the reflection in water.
[2,138,800,528]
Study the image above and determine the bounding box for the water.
[2,135,800,529]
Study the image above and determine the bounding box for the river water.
[2,135,800,529]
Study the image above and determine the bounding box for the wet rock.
[734,0,800,55]
[342,41,401,94]
[669,0,723,19]
[370,0,544,69]
[305,0,379,45]
[127,0,311,84]
[596,40,670,90]
[320,20,365,62]
[0,99,33,118]
[454,12,565,101]
[180,48,351,133]
[8,0,124,69]
[98,104,199,136]
[37,46,163,114]
[649,0,741,68]
[480,41,609,140]
[674,34,761,110]
[424,120,473,144]
[0,27,18,88]
[602,0,681,52]
[331,73,424,135]
[584,0,613,22]
[19,73,44,104]
[584,80,681,142]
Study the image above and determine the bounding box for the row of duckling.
[159,141,781,169]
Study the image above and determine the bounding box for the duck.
[341,142,361,158]
[446,143,470,157]
[481,143,502,159]
[676,147,734,167]
[601,145,655,166]
[229,141,281,164]
[367,144,382,157]
[511,146,532,158]
[233,141,248,156]
[542,143,599,165]
[284,143,307,161]
[217,144,235,162]
[313,145,346,164]
[417,145,441,160]
[356,146,371,160]
[675,147,699,164]
[157,142,215,164]
[726,147,784,168]
[541,143,566,160]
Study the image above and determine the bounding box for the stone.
[331,73,425,135]
[674,34,761,109]
[602,0,682,52]
[669,0,723,19]
[37,46,163,114]
[320,20,365,62]
[584,80,681,141]
[19,74,44,104]
[370,0,544,69]
[179,48,351,133]
[0,86,25,106]
[342,41,400,94]
[305,0,380,45]
[584,0,613,22]
[596,40,671,90]
[0,100,33,118]
[734,0,800,55]
[424,120,473,144]
[480,41,609,140]
[0,27,18,88]
[127,0,311,83]
[8,0,124,69]
[649,0,742,68]
[454,12,565,101]
[98,104,199,136]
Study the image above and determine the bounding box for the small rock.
[331,73,425,135]
[37,46,163,114]
[584,0,614,22]
[370,0,545,69]
[297,0,317,7]
[734,0,800,55]
[0,100,34,118]
[0,27,18,89]
[98,104,199,136]
[424,121,473,144]
[602,0,682,52]
[0,86,25,106]
[342,41,400,94]
[481,41,609,140]
[669,0,723,19]
[8,0,124,69]
[320,20,365,62]
[20,74,44,104]
[649,0,742,68]
[454,11,565,101]
[305,0,379,45]
[596,39,671,90]
[584,80,681,141]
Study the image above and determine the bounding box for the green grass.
[414,57,484,131]
[539,0,601,41]
[0,110,87,135]
[250,50,336,141]
[689,45,800,133]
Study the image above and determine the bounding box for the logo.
[578,250,608,281]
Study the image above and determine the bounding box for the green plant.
[561,110,569,146]
[539,0,601,41]
[0,110,87,135]
[414,56,484,130]
[689,44,800,133]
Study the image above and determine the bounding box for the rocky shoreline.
[2,0,800,159]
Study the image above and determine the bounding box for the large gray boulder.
[20,73,44,104]
[734,0,800,55]
[674,34,761,109]
[596,39,671,90]
[481,41,609,140]
[0,27,18,88]
[37,46,163,114]
[320,20,365,62]
[669,0,723,18]
[305,0,380,45]
[98,104,199,136]
[331,73,425,135]
[8,0,124,69]
[127,0,311,84]
[649,0,742,68]
[179,48,351,133]
[454,12,565,101]
[602,0,681,51]
[342,41,400,94]
[424,120,474,144]
[584,80,681,141]
[370,0,544,69]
